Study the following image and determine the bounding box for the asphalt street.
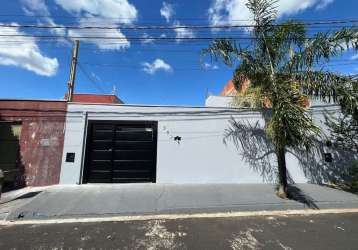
[1,212,358,249]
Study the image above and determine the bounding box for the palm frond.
[291,71,358,113]
[289,28,358,70]
[201,39,239,66]
[246,0,278,32]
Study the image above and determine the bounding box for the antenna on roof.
[112,85,117,96]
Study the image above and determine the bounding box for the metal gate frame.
[83,120,158,184]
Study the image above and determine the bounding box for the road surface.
[1,212,357,249]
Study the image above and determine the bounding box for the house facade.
[0,90,349,188]
[59,102,343,185]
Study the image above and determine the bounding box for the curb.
[2,208,358,226]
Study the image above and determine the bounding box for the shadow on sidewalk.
[0,191,42,205]
[287,185,319,209]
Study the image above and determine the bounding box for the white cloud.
[21,0,66,37]
[68,17,130,50]
[0,24,58,76]
[54,0,137,23]
[316,0,334,9]
[208,0,335,25]
[142,59,173,74]
[203,62,219,70]
[173,21,195,42]
[21,0,48,15]
[68,28,130,50]
[141,33,155,44]
[53,0,138,50]
[160,2,175,22]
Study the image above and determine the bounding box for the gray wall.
[60,103,342,185]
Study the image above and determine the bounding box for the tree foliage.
[202,0,358,197]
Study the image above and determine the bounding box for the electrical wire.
[77,63,107,94]
[0,19,358,30]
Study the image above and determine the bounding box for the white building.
[59,101,346,185]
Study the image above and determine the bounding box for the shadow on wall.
[224,117,357,186]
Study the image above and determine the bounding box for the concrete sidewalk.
[3,183,358,221]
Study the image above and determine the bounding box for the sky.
[0,0,357,106]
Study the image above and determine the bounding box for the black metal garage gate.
[83,120,157,183]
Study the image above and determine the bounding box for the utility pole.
[67,40,80,102]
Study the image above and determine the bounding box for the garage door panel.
[114,141,153,150]
[113,150,153,160]
[84,121,157,183]
[112,170,152,179]
[116,131,153,141]
[91,150,112,160]
[92,131,114,140]
[93,124,114,130]
[111,178,152,183]
[113,160,153,170]
[91,140,112,150]
[90,161,112,171]
[87,170,112,182]
[88,177,112,183]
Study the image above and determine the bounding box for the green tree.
[325,79,358,153]
[203,0,358,197]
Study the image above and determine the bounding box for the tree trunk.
[276,145,288,198]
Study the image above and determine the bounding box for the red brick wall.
[0,100,66,187]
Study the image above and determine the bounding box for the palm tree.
[203,0,358,197]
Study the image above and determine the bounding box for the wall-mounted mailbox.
[66,153,75,163]
[324,153,333,163]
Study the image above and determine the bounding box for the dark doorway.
[83,120,158,183]
[0,122,22,190]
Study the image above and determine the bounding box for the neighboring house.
[207,79,316,108]
[206,79,241,107]
[0,99,67,190]
[0,93,123,190]
[220,80,238,97]
[70,94,124,104]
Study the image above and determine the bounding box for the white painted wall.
[205,95,332,108]
[60,103,342,185]
[205,95,234,107]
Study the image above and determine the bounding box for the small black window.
[66,153,75,163]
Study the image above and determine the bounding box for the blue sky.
[0,0,357,105]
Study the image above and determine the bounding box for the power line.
[0,14,356,20]
[0,34,254,40]
[0,34,349,42]
[1,20,358,30]
[77,63,106,94]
